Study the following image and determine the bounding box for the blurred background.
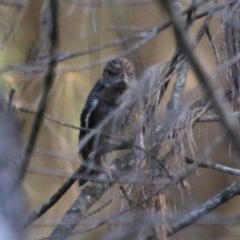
[0,0,239,239]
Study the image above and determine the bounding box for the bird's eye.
[104,69,113,76]
[107,69,112,75]
[128,72,134,77]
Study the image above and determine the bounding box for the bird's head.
[102,57,135,89]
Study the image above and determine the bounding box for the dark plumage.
[78,57,137,185]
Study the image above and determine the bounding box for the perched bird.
[78,57,140,185]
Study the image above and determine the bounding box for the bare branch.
[167,181,240,236]
[20,0,59,180]
[24,142,132,227]
[48,155,134,240]
[186,157,240,176]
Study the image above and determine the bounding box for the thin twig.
[0,0,26,7]
[27,166,73,178]
[16,106,79,130]
[205,26,221,63]
[119,185,136,207]
[83,200,112,219]
[185,157,240,176]
[198,111,240,123]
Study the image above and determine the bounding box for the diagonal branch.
[48,154,133,240]
[167,181,240,236]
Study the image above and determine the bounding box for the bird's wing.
[80,79,104,130]
[79,78,107,157]
[79,96,99,157]
[82,98,99,129]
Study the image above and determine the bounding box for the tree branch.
[167,181,240,236]
[20,0,59,180]
[185,157,240,176]
[48,155,133,240]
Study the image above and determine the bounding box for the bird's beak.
[123,73,130,86]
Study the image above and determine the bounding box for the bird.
[78,57,140,185]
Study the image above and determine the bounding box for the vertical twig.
[20,0,59,180]
[8,89,15,112]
